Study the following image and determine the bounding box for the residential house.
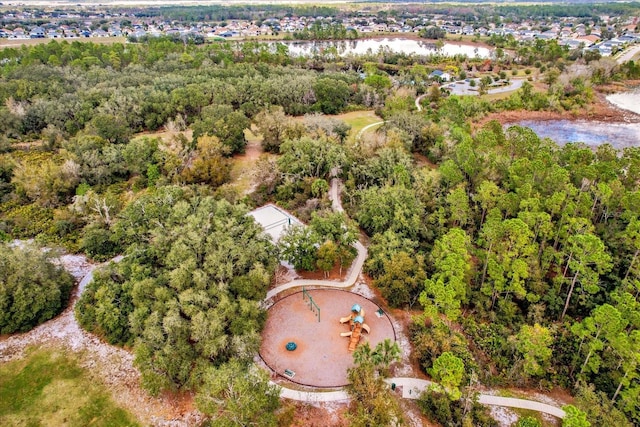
[576,35,600,47]
[29,26,45,38]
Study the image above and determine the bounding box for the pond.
[515,120,640,150]
[275,38,491,58]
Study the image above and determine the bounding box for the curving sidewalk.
[477,395,566,419]
[381,378,566,418]
[264,240,366,303]
[264,178,367,304]
[616,45,640,64]
[355,120,384,142]
[266,177,567,420]
[415,94,426,112]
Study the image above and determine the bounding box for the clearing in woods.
[0,348,139,427]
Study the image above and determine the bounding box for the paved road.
[616,45,640,64]
[447,78,525,96]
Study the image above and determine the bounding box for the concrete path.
[384,377,432,399]
[264,241,367,303]
[381,378,566,418]
[446,78,525,96]
[478,395,566,418]
[355,120,384,142]
[415,94,426,112]
[279,375,566,419]
[264,178,566,420]
[279,386,349,402]
[263,176,367,304]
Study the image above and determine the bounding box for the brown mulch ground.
[260,289,396,387]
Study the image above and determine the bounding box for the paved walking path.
[276,375,566,418]
[279,387,350,402]
[477,395,566,418]
[415,94,426,112]
[263,177,366,304]
[355,120,384,142]
[267,177,567,420]
[383,378,566,418]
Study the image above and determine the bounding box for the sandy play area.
[259,288,396,388]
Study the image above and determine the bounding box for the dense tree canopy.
[76,188,278,396]
[0,242,74,333]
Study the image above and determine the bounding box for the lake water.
[516,120,640,149]
[278,38,491,58]
[606,88,640,115]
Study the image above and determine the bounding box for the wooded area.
[0,26,639,424]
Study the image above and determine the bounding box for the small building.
[429,69,452,82]
[248,204,303,243]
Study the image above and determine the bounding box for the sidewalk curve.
[477,395,566,418]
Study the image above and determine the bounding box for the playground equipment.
[302,287,320,322]
[340,304,370,351]
[340,303,364,325]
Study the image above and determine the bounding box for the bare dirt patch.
[286,401,350,427]
[228,127,267,195]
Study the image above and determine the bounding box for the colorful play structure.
[339,303,370,351]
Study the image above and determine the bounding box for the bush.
[517,416,542,427]
[80,225,120,261]
[0,242,74,333]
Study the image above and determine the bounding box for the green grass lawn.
[0,348,139,427]
[333,110,383,143]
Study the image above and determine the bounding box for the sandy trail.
[0,253,203,427]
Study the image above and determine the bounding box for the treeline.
[133,5,340,22]
[292,21,358,41]
[0,38,368,141]
[0,37,402,258]
[0,242,74,334]
[74,188,283,424]
[495,2,640,19]
[2,32,640,425]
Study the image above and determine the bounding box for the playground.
[259,288,396,388]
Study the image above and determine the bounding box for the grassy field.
[0,348,139,427]
[333,110,383,143]
[337,110,381,132]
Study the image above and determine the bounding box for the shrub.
[0,242,74,333]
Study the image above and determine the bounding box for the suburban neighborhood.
[0,6,638,57]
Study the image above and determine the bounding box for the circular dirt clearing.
[260,289,395,388]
